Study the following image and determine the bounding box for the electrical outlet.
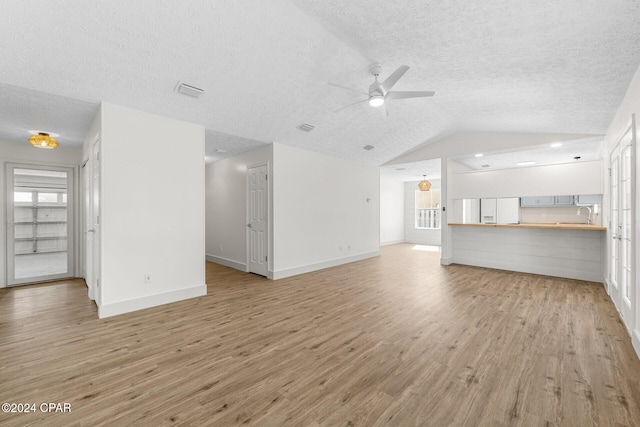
[145,272,152,283]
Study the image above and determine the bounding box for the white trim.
[271,251,379,280]
[205,254,246,272]
[449,256,603,282]
[98,284,206,318]
[440,256,453,266]
[633,329,640,361]
[380,239,405,246]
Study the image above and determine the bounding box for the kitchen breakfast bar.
[446,222,606,282]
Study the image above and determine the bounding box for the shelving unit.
[14,204,67,255]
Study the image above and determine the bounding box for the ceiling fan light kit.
[369,95,384,107]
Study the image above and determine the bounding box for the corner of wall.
[633,329,640,361]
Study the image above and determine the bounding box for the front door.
[247,164,268,276]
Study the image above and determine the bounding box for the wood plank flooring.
[0,243,639,426]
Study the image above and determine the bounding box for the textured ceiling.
[452,136,603,171]
[0,0,638,166]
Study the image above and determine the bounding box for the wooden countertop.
[448,222,606,231]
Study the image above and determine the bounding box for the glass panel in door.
[7,165,73,285]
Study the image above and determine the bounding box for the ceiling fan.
[331,64,435,114]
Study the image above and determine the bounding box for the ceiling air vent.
[363,145,375,151]
[297,123,315,132]
[175,81,204,98]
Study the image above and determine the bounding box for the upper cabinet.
[520,196,555,207]
[554,195,576,206]
[521,194,600,207]
[576,194,602,206]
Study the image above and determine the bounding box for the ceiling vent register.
[297,123,315,132]
[175,81,204,98]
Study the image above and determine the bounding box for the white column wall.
[97,103,205,317]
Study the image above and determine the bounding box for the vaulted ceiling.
[1,0,638,166]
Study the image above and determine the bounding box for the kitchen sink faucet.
[577,206,592,224]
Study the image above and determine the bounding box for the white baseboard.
[450,256,602,283]
[633,329,640,361]
[380,239,405,246]
[205,254,247,272]
[440,256,453,266]
[98,284,207,318]
[272,251,380,280]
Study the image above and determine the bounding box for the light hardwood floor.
[1,244,639,426]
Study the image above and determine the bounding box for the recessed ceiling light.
[475,153,483,157]
[550,142,562,148]
[516,161,536,166]
[363,145,374,150]
[481,164,490,168]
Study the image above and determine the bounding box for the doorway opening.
[6,164,74,285]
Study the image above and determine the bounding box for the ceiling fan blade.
[386,90,435,100]
[334,98,369,113]
[380,65,409,92]
[328,82,368,96]
[381,102,389,117]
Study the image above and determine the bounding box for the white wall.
[601,65,640,359]
[205,145,272,271]
[452,160,603,199]
[97,103,206,317]
[380,175,404,245]
[404,180,442,246]
[0,139,82,288]
[272,143,380,279]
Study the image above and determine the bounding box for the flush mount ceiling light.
[516,161,536,166]
[550,142,563,148]
[28,131,59,149]
[418,175,432,191]
[475,153,484,157]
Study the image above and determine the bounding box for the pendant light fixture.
[29,132,59,149]
[418,175,431,191]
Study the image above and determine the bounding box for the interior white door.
[91,139,101,305]
[6,164,74,285]
[247,164,268,276]
[610,125,635,333]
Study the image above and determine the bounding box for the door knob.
[247,223,252,228]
